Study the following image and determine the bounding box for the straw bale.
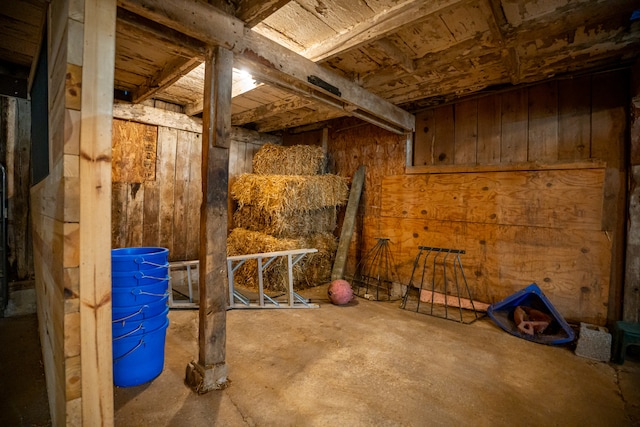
[253,143,326,175]
[233,206,337,238]
[231,174,348,213]
[227,228,337,292]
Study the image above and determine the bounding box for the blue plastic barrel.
[112,319,170,387]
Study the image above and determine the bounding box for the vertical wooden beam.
[79,0,116,424]
[186,46,232,393]
[592,70,629,324]
[625,63,640,323]
[413,110,435,166]
[321,127,328,155]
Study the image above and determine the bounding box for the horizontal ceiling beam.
[118,0,415,133]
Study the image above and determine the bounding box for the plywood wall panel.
[381,169,605,230]
[328,118,407,273]
[368,215,611,324]
[112,120,157,183]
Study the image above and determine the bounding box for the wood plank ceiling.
[2,0,640,134]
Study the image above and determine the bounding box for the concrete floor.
[3,284,640,426]
[114,284,640,426]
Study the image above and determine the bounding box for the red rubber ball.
[328,279,353,305]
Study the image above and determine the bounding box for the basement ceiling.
[2,0,640,134]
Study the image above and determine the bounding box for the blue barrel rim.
[112,266,170,288]
[112,280,169,308]
[112,295,168,319]
[112,303,169,326]
[111,247,169,272]
[111,247,169,258]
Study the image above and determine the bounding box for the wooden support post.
[185,46,232,393]
[624,61,640,322]
[79,0,116,424]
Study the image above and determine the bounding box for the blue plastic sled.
[487,283,575,345]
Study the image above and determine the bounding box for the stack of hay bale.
[227,144,348,292]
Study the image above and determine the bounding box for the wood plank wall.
[30,1,85,424]
[329,70,629,325]
[112,121,202,261]
[1,97,34,283]
[111,104,279,261]
[412,72,626,170]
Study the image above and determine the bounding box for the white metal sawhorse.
[227,248,319,309]
[168,260,199,309]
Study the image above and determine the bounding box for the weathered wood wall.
[329,69,629,325]
[0,97,34,283]
[411,72,627,170]
[111,103,280,261]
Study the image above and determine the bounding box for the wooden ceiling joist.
[374,38,415,74]
[184,71,263,116]
[116,7,208,102]
[479,0,521,84]
[133,56,202,103]
[118,0,415,134]
[116,8,208,56]
[235,0,292,28]
[299,0,461,63]
[231,94,313,125]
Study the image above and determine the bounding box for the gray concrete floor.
[2,283,640,426]
[114,284,640,427]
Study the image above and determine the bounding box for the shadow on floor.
[0,314,51,427]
